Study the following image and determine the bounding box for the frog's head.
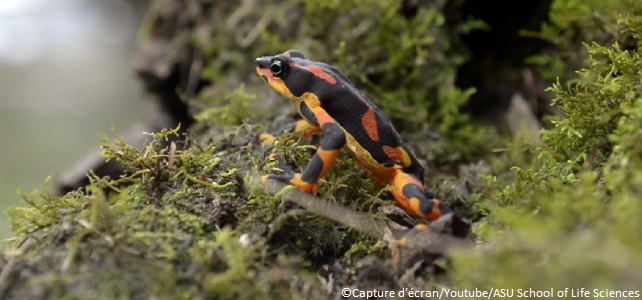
[256,50,340,101]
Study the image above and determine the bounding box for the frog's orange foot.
[400,196,452,221]
[265,154,318,193]
[423,198,452,221]
[265,173,318,194]
[259,133,278,146]
[289,173,318,194]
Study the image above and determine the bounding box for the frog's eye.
[270,59,288,78]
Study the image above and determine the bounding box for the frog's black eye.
[270,59,288,78]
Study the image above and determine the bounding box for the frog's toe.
[264,173,318,194]
[289,173,318,194]
[259,133,278,146]
[268,154,296,174]
[266,174,295,183]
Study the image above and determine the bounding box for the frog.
[255,50,452,221]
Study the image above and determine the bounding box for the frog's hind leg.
[390,170,452,221]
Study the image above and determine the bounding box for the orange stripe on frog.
[361,107,379,142]
[294,64,337,85]
[383,146,411,167]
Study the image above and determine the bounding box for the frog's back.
[297,60,425,181]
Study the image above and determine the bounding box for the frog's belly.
[342,130,396,182]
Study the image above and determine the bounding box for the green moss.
[451,7,642,290]
[193,84,255,127]
[3,125,333,298]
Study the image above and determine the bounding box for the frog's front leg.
[264,110,345,194]
[260,119,321,146]
[390,170,452,221]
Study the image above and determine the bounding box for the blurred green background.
[0,0,146,241]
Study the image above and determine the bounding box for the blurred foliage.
[143,0,499,161]
[526,0,642,81]
[452,1,642,290]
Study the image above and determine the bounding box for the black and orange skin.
[256,50,452,221]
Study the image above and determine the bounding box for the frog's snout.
[255,57,271,69]
[255,57,272,82]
